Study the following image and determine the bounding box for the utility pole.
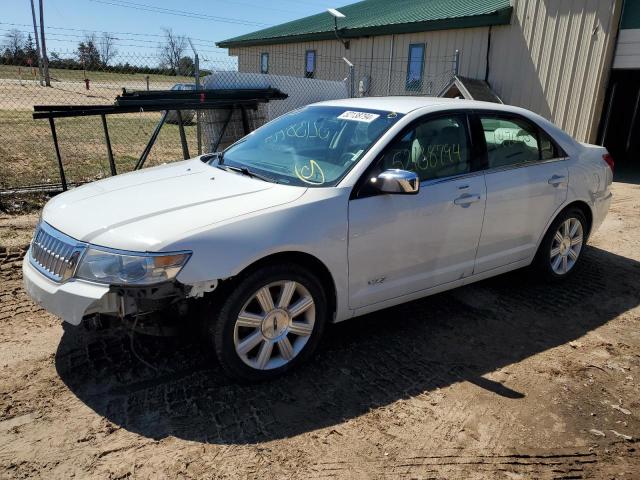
[38,0,51,86]
[29,0,45,86]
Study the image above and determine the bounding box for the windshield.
[215,106,403,187]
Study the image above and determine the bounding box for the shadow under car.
[54,246,640,444]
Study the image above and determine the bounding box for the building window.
[305,50,316,78]
[260,53,269,74]
[406,43,425,91]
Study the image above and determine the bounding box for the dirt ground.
[0,181,638,479]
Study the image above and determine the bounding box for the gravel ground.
[0,181,638,479]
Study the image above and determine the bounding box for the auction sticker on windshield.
[337,111,380,123]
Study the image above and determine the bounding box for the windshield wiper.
[217,164,277,183]
[201,151,223,165]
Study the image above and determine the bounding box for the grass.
[0,63,206,193]
[0,64,195,85]
[0,110,198,190]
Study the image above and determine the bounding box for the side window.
[260,53,269,74]
[540,129,561,160]
[480,115,540,168]
[378,115,471,181]
[305,50,316,78]
[406,43,425,91]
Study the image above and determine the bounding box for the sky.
[1,0,355,65]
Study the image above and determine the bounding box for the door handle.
[453,193,481,207]
[548,174,566,187]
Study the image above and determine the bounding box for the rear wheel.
[533,208,587,281]
[210,264,327,382]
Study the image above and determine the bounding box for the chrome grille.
[30,223,86,282]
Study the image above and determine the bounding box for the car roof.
[313,96,580,156]
[311,96,526,115]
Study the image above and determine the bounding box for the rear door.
[472,112,568,273]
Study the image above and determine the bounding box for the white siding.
[613,29,640,69]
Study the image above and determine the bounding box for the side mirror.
[373,169,420,194]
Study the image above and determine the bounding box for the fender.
[173,187,353,322]
[533,198,594,257]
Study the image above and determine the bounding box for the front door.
[348,113,486,309]
[473,113,569,273]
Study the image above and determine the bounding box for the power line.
[0,27,216,50]
[87,0,273,27]
[213,0,312,15]
[274,0,342,7]
[0,28,224,56]
[0,21,221,46]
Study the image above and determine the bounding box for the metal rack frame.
[31,88,288,192]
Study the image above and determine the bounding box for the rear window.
[480,116,539,168]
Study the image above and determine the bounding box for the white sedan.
[23,97,613,381]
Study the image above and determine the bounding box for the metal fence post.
[350,65,355,98]
[188,39,203,155]
[386,34,395,95]
[343,57,355,98]
[454,49,460,76]
[194,53,202,155]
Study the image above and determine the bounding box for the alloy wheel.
[233,280,316,370]
[550,217,583,275]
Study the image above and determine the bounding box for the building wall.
[227,0,623,143]
[230,26,489,97]
[489,0,623,143]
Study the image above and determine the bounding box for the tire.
[209,264,327,382]
[532,207,588,281]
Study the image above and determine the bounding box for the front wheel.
[209,264,327,382]
[532,208,587,281]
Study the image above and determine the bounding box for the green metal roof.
[217,0,512,48]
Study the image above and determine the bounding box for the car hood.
[43,158,307,251]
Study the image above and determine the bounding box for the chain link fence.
[0,48,457,193]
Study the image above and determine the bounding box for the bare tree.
[3,29,26,60]
[99,32,118,66]
[158,28,187,75]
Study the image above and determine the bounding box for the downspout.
[485,25,492,82]
[387,34,395,95]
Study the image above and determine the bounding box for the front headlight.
[75,248,191,285]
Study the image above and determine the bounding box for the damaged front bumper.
[23,255,199,329]
[23,235,216,334]
[23,257,116,325]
